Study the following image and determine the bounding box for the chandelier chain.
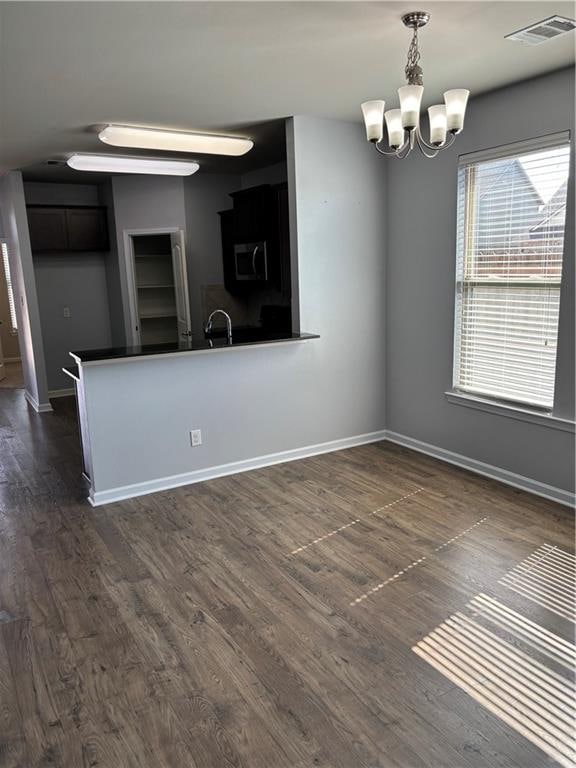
[405,27,423,86]
[406,28,420,72]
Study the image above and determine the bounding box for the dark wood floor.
[0,388,573,768]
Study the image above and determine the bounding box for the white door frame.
[122,227,183,346]
[170,231,193,342]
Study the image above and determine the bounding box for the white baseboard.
[87,426,574,510]
[4,356,21,364]
[24,390,53,413]
[385,430,575,508]
[49,387,75,399]
[88,429,388,506]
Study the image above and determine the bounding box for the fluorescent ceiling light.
[99,124,254,156]
[66,154,200,176]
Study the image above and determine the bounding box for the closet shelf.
[134,253,172,259]
[137,284,175,289]
[139,312,177,320]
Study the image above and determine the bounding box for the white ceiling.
[0,1,574,177]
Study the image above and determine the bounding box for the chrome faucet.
[204,309,233,344]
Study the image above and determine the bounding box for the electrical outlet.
[63,306,71,318]
[190,429,202,447]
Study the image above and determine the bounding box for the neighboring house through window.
[453,135,570,410]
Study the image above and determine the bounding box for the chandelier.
[361,11,470,158]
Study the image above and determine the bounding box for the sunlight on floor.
[349,517,488,606]
[470,593,575,669]
[413,547,576,767]
[500,544,575,623]
[290,487,423,555]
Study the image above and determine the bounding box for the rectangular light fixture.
[98,124,254,156]
[66,154,200,176]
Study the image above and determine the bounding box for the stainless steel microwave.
[234,241,268,282]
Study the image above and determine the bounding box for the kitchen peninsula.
[64,329,319,505]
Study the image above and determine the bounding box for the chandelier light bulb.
[359,11,470,159]
[385,110,404,149]
[398,85,424,130]
[361,101,385,142]
[444,89,470,133]
[428,105,448,146]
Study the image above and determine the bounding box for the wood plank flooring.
[0,388,573,767]
[0,363,24,390]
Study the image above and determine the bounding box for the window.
[1,240,18,333]
[453,135,570,410]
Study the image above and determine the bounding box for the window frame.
[451,131,571,415]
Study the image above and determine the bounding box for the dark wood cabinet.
[65,208,109,251]
[27,205,109,252]
[27,207,68,252]
[220,183,290,296]
[229,185,276,244]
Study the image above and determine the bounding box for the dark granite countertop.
[70,329,319,365]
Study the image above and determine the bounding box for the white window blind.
[1,241,18,333]
[453,138,570,410]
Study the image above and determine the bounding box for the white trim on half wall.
[88,429,388,506]
[86,427,574,509]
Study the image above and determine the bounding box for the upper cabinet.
[27,205,110,253]
[66,207,109,251]
[229,185,277,243]
[27,207,68,252]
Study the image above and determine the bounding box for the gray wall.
[25,182,112,391]
[34,256,112,390]
[0,172,50,407]
[183,173,240,337]
[82,116,387,495]
[386,67,575,493]
[25,182,97,207]
[240,161,287,189]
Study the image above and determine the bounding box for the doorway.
[124,229,192,347]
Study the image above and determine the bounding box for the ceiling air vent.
[506,15,576,45]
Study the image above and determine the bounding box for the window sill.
[444,391,575,434]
